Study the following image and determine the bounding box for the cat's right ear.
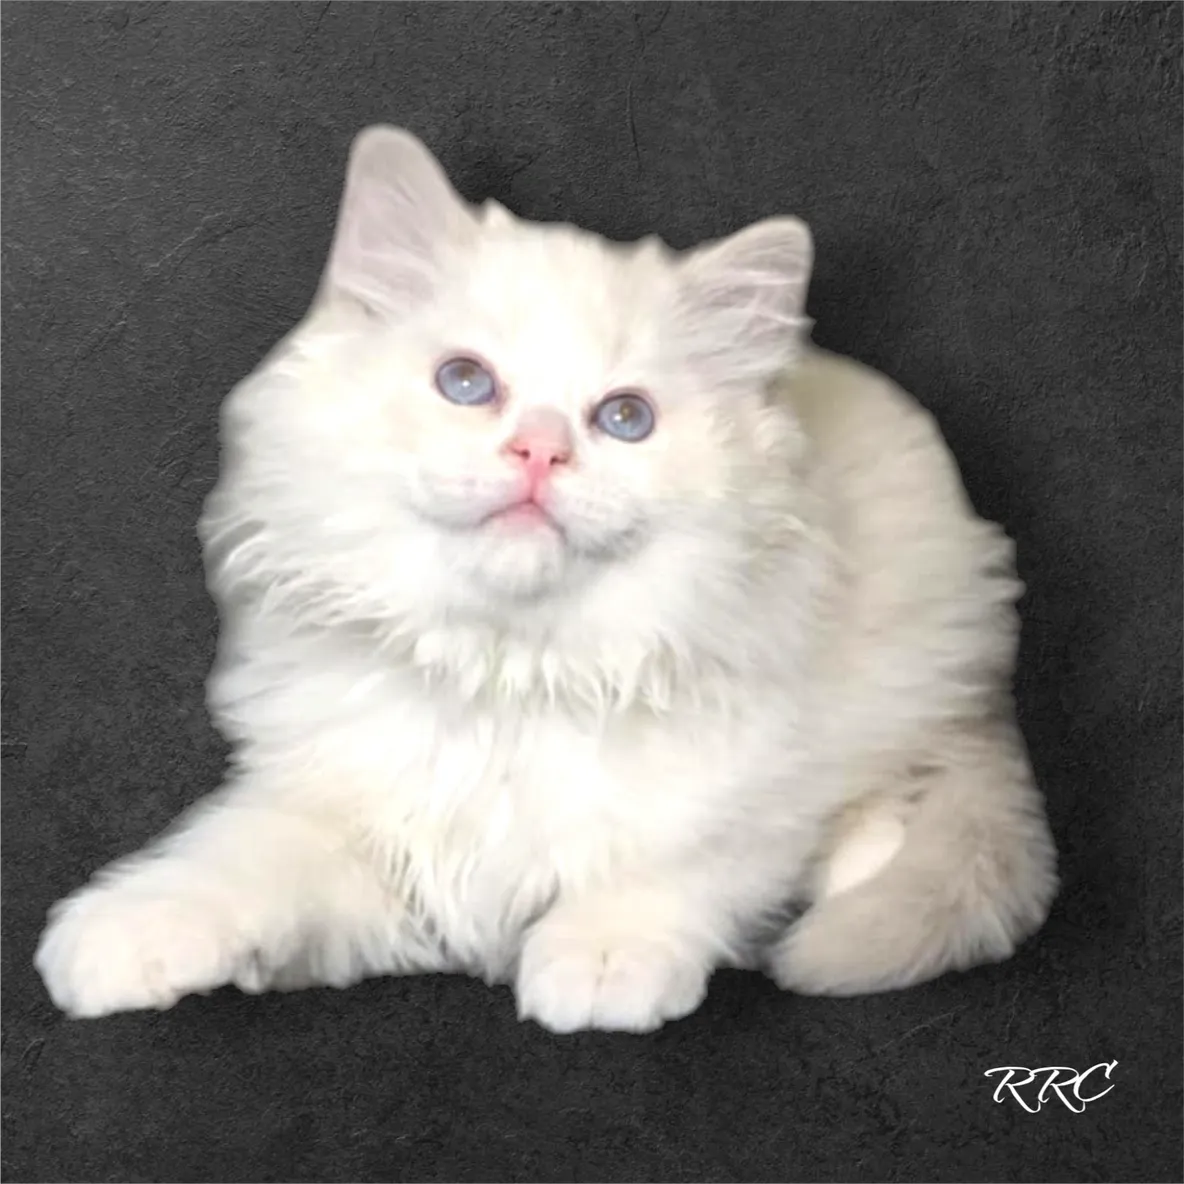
[321,125,475,317]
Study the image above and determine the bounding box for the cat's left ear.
[674,217,814,384]
[320,125,477,317]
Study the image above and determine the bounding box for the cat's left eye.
[435,356,498,406]
[591,392,655,442]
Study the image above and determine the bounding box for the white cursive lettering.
[984,1063,1118,1112]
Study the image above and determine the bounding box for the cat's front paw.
[36,883,246,1018]
[516,914,709,1034]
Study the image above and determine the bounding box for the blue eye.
[435,356,497,406]
[592,392,655,442]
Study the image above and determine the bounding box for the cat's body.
[36,128,1056,1031]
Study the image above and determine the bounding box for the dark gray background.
[2,3,1181,1181]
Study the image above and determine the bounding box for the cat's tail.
[769,716,1058,995]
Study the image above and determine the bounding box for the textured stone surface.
[2,2,1180,1180]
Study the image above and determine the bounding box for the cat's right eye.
[435,356,498,406]
[591,392,656,442]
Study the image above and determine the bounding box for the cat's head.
[212,126,814,659]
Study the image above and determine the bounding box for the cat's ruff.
[36,126,1057,1031]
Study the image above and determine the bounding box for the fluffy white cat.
[36,126,1057,1032]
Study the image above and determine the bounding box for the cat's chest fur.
[217,635,785,962]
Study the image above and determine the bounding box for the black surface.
[2,3,1181,1182]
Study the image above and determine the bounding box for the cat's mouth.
[413,481,644,559]
[482,497,564,536]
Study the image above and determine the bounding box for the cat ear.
[673,217,814,384]
[321,125,476,317]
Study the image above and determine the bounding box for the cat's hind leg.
[769,717,1057,995]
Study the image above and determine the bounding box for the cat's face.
[244,127,814,621]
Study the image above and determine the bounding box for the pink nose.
[502,411,573,481]
[506,435,571,468]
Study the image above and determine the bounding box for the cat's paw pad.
[516,920,708,1034]
[36,886,244,1018]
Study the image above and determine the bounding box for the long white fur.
[36,127,1057,1031]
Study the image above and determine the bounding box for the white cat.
[36,126,1057,1032]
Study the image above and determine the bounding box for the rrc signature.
[984,1062,1118,1113]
